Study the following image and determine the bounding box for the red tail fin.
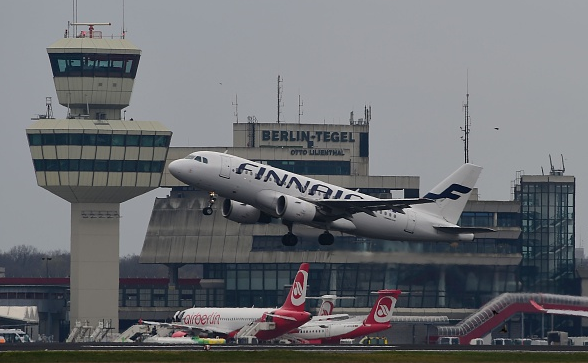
[280,263,309,312]
[364,289,401,325]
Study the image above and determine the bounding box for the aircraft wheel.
[282,233,298,247]
[318,232,334,245]
[202,207,213,215]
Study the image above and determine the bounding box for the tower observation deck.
[26,23,172,334]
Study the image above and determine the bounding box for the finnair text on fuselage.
[236,162,363,201]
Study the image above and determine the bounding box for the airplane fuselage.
[169,151,472,242]
[290,317,390,343]
[176,307,270,335]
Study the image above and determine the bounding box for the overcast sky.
[1,1,587,256]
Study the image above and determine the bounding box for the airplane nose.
[168,160,181,177]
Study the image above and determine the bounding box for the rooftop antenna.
[460,70,471,163]
[298,93,303,124]
[45,97,53,119]
[232,94,239,123]
[277,75,283,123]
[122,0,126,39]
[549,154,566,176]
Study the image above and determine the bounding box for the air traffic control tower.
[26,23,172,332]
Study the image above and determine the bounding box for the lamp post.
[41,257,52,278]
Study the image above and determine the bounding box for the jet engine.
[222,199,271,224]
[275,195,316,223]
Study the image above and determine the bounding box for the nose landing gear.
[202,192,217,215]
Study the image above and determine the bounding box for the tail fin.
[364,289,401,325]
[281,263,309,312]
[309,295,355,316]
[318,299,335,316]
[414,163,482,224]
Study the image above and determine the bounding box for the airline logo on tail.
[373,296,395,324]
[319,301,334,316]
[424,184,472,200]
[290,270,308,307]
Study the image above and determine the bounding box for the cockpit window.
[203,157,208,164]
[184,155,195,160]
[195,156,202,162]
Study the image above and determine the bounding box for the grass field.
[2,350,588,363]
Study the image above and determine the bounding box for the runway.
[1,342,588,353]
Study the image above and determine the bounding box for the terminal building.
[4,21,584,343]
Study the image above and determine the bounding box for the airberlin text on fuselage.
[236,162,363,200]
[183,312,221,326]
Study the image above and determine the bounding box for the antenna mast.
[122,0,126,38]
[277,75,283,123]
[298,94,303,124]
[233,94,239,123]
[461,71,471,163]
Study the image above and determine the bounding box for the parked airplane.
[283,289,401,344]
[168,151,492,246]
[140,263,311,340]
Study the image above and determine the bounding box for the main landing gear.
[318,231,334,245]
[281,220,298,247]
[281,221,335,247]
[202,192,217,215]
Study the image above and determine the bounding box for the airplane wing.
[434,226,495,234]
[303,197,434,216]
[311,314,350,321]
[530,300,588,318]
[139,320,234,335]
[265,313,297,322]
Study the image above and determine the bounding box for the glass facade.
[262,160,350,175]
[516,176,576,294]
[27,133,171,148]
[48,53,140,79]
[31,159,164,173]
[202,263,519,310]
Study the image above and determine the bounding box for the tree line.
[0,245,199,278]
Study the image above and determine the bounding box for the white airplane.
[140,263,312,340]
[168,151,492,246]
[284,289,401,344]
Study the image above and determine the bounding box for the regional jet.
[168,151,492,246]
[283,289,401,344]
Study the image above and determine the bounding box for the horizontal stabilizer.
[434,226,495,234]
